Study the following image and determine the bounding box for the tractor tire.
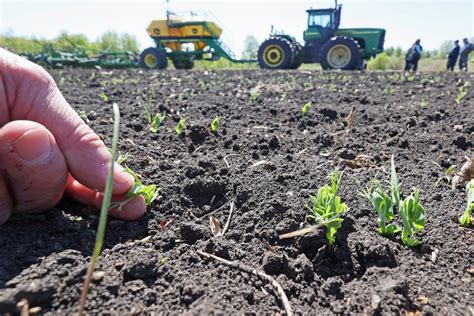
[140,47,167,70]
[258,37,294,69]
[172,55,194,69]
[290,42,303,69]
[320,37,361,70]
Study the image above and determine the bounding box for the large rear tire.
[258,37,294,69]
[140,47,167,70]
[290,42,303,69]
[320,37,360,70]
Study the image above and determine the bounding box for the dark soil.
[1,69,473,315]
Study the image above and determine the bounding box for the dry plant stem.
[279,214,345,239]
[78,103,120,315]
[220,201,235,236]
[223,154,241,168]
[197,250,293,316]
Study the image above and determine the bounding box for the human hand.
[0,49,146,224]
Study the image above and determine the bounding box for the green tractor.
[258,1,385,70]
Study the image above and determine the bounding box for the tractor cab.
[304,5,342,43]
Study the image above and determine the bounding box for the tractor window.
[308,13,332,28]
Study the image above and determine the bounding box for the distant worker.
[404,39,422,74]
[459,38,473,72]
[404,45,414,73]
[410,39,423,72]
[446,40,460,71]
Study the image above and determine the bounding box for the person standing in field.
[447,40,460,71]
[459,38,473,72]
[410,39,423,72]
[404,39,422,74]
[404,45,414,73]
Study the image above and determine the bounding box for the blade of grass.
[78,103,120,315]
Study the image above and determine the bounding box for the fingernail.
[12,129,52,163]
[113,162,134,185]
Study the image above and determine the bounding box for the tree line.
[0,31,140,54]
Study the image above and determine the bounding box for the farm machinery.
[139,11,253,69]
[20,44,139,69]
[258,0,386,70]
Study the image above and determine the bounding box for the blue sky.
[1,0,473,57]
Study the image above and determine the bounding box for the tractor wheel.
[290,42,303,69]
[140,47,167,70]
[258,37,294,69]
[320,37,360,70]
[172,55,194,69]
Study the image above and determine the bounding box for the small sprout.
[361,180,400,235]
[391,156,426,247]
[420,99,428,108]
[306,169,348,245]
[459,179,474,226]
[434,163,456,187]
[124,168,159,206]
[249,89,260,101]
[400,189,426,247]
[99,91,109,103]
[116,152,129,165]
[160,257,168,265]
[79,103,120,314]
[77,110,89,123]
[175,118,186,136]
[455,82,469,104]
[210,116,221,133]
[301,101,312,116]
[150,113,165,133]
[328,83,338,92]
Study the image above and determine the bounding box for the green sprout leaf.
[301,101,312,116]
[99,91,109,103]
[150,113,165,133]
[361,180,401,235]
[124,168,159,206]
[459,179,474,226]
[249,89,260,101]
[210,116,221,133]
[400,189,426,247]
[175,118,186,136]
[79,103,120,314]
[306,169,348,245]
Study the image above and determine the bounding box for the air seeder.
[258,0,386,70]
[140,11,253,69]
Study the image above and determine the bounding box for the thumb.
[1,48,134,194]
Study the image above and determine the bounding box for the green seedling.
[99,91,109,103]
[116,152,129,165]
[301,101,312,116]
[77,110,89,123]
[328,83,338,92]
[143,99,165,133]
[249,89,260,101]
[150,113,165,133]
[459,179,474,226]
[399,189,426,247]
[361,180,401,235]
[434,163,456,187]
[307,169,348,245]
[79,103,120,315]
[420,99,428,108]
[175,118,186,136]
[391,156,426,247]
[210,116,221,133]
[124,168,159,206]
[455,82,469,104]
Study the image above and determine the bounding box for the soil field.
[0,69,473,315]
